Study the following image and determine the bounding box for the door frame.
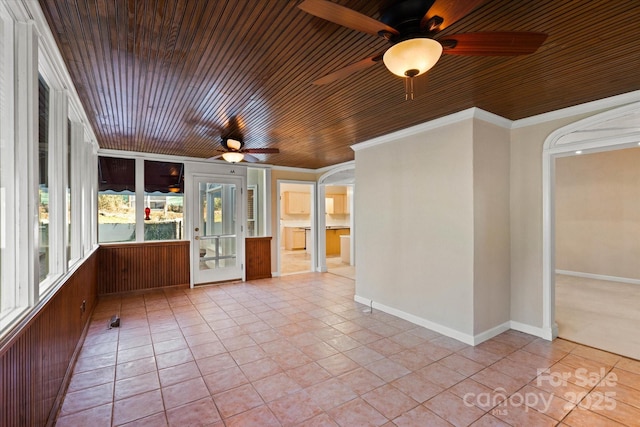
[276,180,316,275]
[317,163,355,272]
[542,101,640,340]
[189,172,246,286]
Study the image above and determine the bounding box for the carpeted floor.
[555,274,640,360]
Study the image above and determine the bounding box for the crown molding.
[512,90,640,129]
[351,107,512,152]
[270,164,317,173]
[316,160,355,174]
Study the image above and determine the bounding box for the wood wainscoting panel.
[98,241,190,294]
[246,237,272,280]
[0,250,98,427]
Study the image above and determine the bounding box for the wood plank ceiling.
[39,0,640,169]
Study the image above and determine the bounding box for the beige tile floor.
[280,250,354,280]
[280,250,313,275]
[556,274,640,360]
[56,273,640,426]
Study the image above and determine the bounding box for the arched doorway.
[318,163,355,279]
[543,101,640,357]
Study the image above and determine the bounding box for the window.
[144,160,184,241]
[247,168,267,236]
[247,186,256,236]
[0,5,98,337]
[0,6,16,325]
[98,157,186,243]
[66,120,72,262]
[38,75,50,282]
[98,157,136,243]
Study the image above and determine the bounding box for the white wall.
[355,119,476,336]
[509,108,619,328]
[355,96,640,343]
[472,121,511,334]
[555,147,640,280]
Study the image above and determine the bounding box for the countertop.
[299,226,350,230]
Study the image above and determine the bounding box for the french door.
[191,175,244,284]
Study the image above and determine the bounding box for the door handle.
[195,236,200,240]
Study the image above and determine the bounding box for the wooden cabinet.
[284,227,306,250]
[246,237,272,280]
[326,228,350,255]
[284,191,310,214]
[326,194,347,214]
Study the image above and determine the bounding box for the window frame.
[0,5,99,338]
[98,155,188,244]
[37,62,70,296]
[0,4,18,324]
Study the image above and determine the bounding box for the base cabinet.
[246,237,272,280]
[284,227,306,250]
[326,228,349,255]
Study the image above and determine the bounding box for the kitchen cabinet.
[284,191,310,214]
[326,227,350,255]
[284,227,306,250]
[326,194,347,214]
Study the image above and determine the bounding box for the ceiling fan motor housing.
[380,0,439,40]
[222,137,244,151]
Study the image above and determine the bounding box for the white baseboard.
[473,322,511,345]
[556,270,640,286]
[510,320,556,341]
[354,295,511,346]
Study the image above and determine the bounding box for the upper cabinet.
[284,191,310,214]
[326,194,348,214]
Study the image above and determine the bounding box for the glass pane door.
[193,176,243,284]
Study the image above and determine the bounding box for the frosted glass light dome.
[221,151,244,163]
[383,38,443,77]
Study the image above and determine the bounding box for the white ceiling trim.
[351,107,512,152]
[513,89,640,129]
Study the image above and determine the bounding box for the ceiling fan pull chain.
[404,76,415,101]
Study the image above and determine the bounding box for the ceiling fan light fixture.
[221,151,245,163]
[383,38,443,77]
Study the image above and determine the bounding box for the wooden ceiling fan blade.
[440,32,548,56]
[208,154,223,160]
[298,0,398,37]
[243,154,259,163]
[243,148,280,154]
[313,54,383,85]
[421,0,490,32]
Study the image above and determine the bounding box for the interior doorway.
[318,164,355,280]
[554,148,640,359]
[323,185,354,280]
[277,181,315,275]
[543,101,640,358]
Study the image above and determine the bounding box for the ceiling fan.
[299,0,547,97]
[213,137,280,163]
[200,116,280,163]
